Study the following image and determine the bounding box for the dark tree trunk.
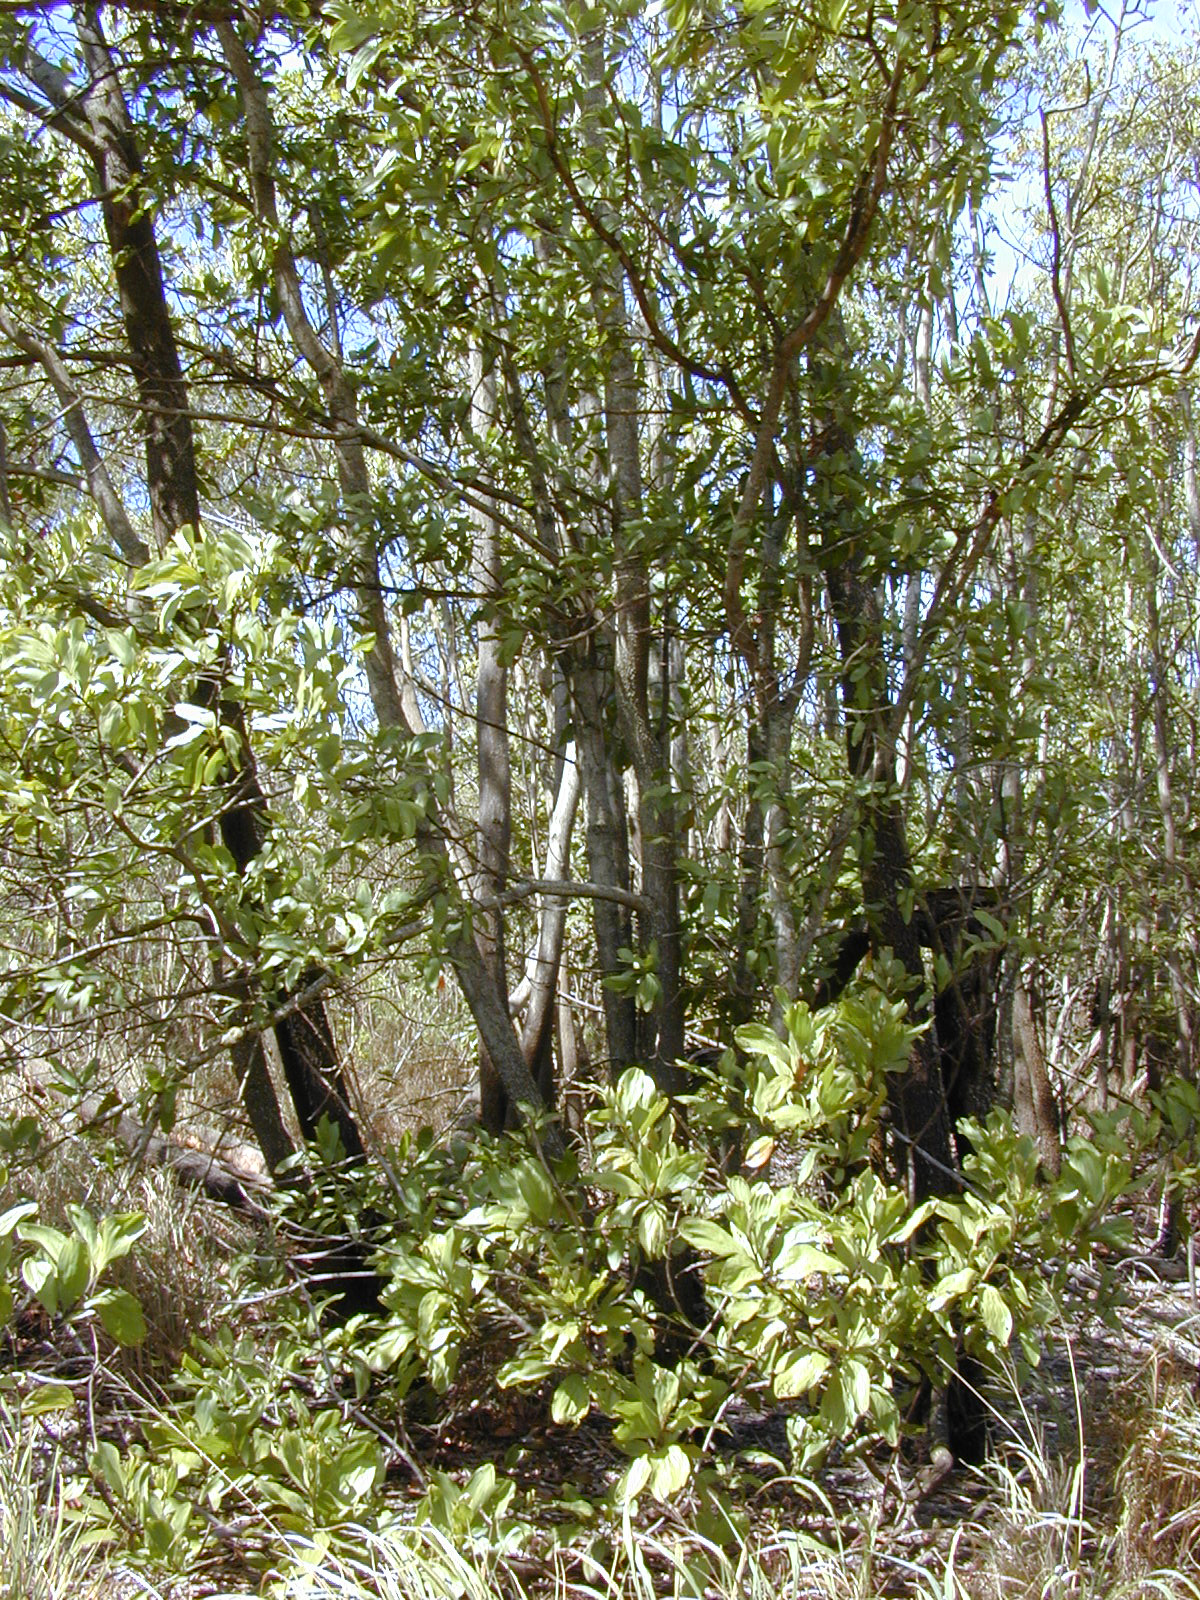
[75,12,365,1176]
[1011,978,1061,1177]
[571,642,638,1077]
[825,561,958,1202]
[926,888,1001,1144]
[75,7,199,547]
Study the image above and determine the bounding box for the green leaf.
[978,1283,1013,1344]
[22,1382,75,1415]
[929,1267,975,1311]
[91,1440,125,1495]
[773,1241,843,1282]
[679,1218,737,1255]
[54,1236,89,1312]
[647,1443,693,1498]
[772,1349,831,1399]
[22,1256,57,1316]
[551,1373,591,1425]
[618,1453,653,1504]
[843,1359,871,1420]
[465,1463,497,1512]
[0,1201,37,1238]
[90,1287,147,1346]
[637,1204,667,1256]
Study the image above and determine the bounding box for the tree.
[0,0,1196,1239]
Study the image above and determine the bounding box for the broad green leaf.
[929,1267,976,1310]
[551,1373,591,1425]
[773,1349,831,1399]
[618,1453,653,1504]
[0,1201,37,1238]
[978,1283,1013,1344]
[22,1382,75,1415]
[648,1443,693,1498]
[91,1287,147,1346]
[679,1218,737,1255]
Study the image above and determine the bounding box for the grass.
[1112,1349,1200,1590]
[0,1404,107,1600]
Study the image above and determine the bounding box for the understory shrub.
[63,981,1144,1578]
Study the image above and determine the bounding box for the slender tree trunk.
[521,747,583,1102]
[1011,979,1061,1177]
[572,647,638,1076]
[469,339,514,1131]
[729,501,810,1029]
[75,6,198,548]
[70,13,357,1170]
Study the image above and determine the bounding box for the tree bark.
[26,13,354,1175]
[823,560,957,1202]
[1011,979,1061,1177]
[74,7,200,547]
[469,339,514,1131]
[521,746,583,1103]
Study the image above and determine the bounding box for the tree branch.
[0,307,149,564]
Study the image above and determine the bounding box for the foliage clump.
[0,983,1141,1587]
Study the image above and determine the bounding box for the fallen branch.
[18,1061,273,1220]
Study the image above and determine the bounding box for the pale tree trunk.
[997,513,1061,1178]
[1144,539,1194,1082]
[520,747,583,1102]
[468,338,514,1131]
[562,19,686,1092]
[500,329,639,1081]
[573,651,639,1075]
[599,288,686,1090]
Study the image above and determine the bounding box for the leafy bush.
[77,983,1141,1576]
[1,1195,147,1354]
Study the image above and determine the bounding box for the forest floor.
[92,1254,1200,1598]
[6,1106,1200,1599]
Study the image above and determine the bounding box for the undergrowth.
[1,984,1197,1596]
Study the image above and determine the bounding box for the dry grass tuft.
[1113,1351,1200,1590]
[0,1405,109,1600]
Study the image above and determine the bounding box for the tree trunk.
[824,559,957,1202]
[74,6,198,547]
[469,339,514,1132]
[68,13,357,1173]
[521,745,583,1103]
[220,16,561,1157]
[572,646,638,1076]
[1011,978,1061,1177]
